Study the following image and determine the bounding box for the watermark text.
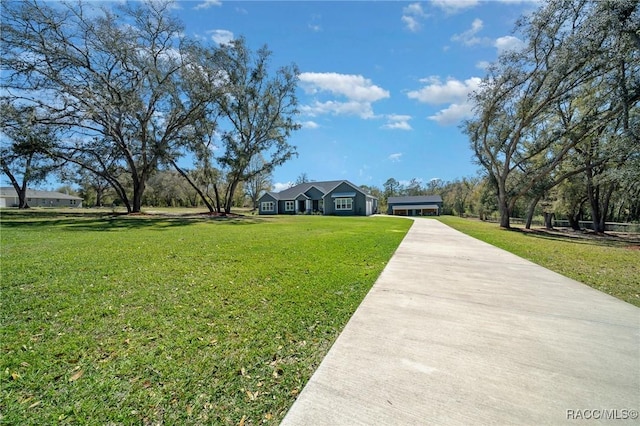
[567,409,638,420]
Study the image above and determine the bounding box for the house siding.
[326,182,369,216]
[257,180,376,216]
[279,200,296,214]
[0,188,83,208]
[258,193,278,214]
[304,187,324,200]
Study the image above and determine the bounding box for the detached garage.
[387,195,443,216]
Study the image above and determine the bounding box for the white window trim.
[284,200,295,211]
[335,198,353,211]
[261,201,275,212]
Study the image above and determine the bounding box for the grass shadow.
[0,210,268,231]
[509,226,640,249]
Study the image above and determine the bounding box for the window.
[261,201,275,212]
[335,198,352,210]
[284,200,295,211]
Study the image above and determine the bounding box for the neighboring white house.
[0,187,83,208]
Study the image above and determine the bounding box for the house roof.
[260,180,375,201]
[388,195,443,204]
[0,187,83,200]
[391,204,440,210]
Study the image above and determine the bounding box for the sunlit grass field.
[1,210,411,425]
[437,216,640,307]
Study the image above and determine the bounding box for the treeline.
[62,167,262,210]
[2,0,638,228]
[1,1,296,214]
[361,174,640,227]
[464,0,639,232]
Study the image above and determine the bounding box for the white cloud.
[428,102,475,125]
[273,182,294,192]
[476,60,491,70]
[301,120,319,129]
[404,3,428,17]
[494,36,526,54]
[407,76,481,104]
[300,100,376,119]
[207,29,234,45]
[382,114,412,130]
[408,76,481,126]
[402,3,429,32]
[451,18,487,46]
[299,72,389,102]
[194,0,221,10]
[299,72,389,119]
[388,153,403,162]
[431,0,479,14]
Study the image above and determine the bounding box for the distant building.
[387,195,443,216]
[257,180,377,216]
[0,187,83,208]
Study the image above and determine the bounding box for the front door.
[298,200,305,212]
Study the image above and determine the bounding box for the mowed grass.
[0,211,411,425]
[437,216,640,307]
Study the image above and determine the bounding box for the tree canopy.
[1,0,300,213]
[465,0,639,230]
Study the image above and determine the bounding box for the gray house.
[387,195,442,216]
[0,187,83,208]
[258,180,378,216]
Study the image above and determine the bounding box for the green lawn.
[437,216,640,307]
[1,211,411,425]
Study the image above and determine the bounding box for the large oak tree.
[466,0,639,229]
[1,1,215,213]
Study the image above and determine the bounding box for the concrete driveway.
[281,218,640,425]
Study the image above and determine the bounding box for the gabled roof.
[0,187,82,200]
[260,180,375,201]
[388,195,443,204]
[260,191,280,201]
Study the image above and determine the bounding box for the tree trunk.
[544,212,554,230]
[213,184,222,214]
[17,185,29,209]
[169,159,215,213]
[95,188,103,207]
[2,155,31,208]
[497,192,511,228]
[596,184,616,234]
[525,194,542,229]
[132,179,145,213]
[224,178,240,214]
[567,214,581,231]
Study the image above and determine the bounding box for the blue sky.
[3,0,538,191]
[173,0,537,191]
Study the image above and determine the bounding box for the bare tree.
[1,1,213,213]
[245,155,272,209]
[466,0,639,228]
[0,103,59,208]
[211,38,301,214]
